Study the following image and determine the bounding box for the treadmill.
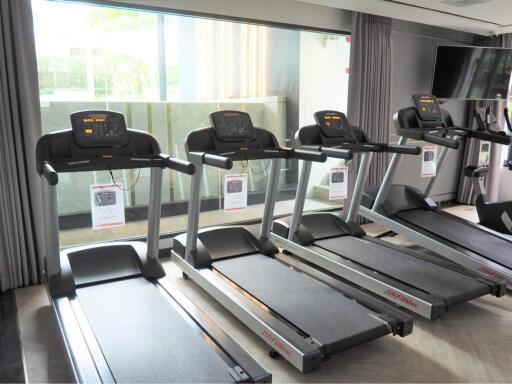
[360,94,512,291]
[272,110,505,320]
[37,110,271,383]
[172,110,413,373]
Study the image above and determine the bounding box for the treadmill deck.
[76,278,234,383]
[213,254,391,354]
[315,236,490,306]
[397,209,512,269]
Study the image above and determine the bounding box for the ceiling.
[293,0,512,35]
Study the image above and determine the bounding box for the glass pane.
[32,0,351,247]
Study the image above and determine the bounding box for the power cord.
[108,167,141,191]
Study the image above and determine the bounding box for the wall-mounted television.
[431,45,512,100]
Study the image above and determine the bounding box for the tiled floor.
[15,205,512,383]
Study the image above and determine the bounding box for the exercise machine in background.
[464,106,512,235]
[360,94,512,291]
[172,110,413,374]
[37,110,271,383]
[271,110,505,320]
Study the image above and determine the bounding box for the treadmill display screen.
[314,111,352,138]
[412,94,443,121]
[71,110,128,148]
[210,111,256,142]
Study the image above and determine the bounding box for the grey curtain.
[345,12,392,215]
[457,34,510,204]
[0,0,45,291]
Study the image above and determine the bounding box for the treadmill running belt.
[76,278,233,383]
[316,236,489,305]
[397,209,512,269]
[213,254,390,353]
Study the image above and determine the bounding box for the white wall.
[100,0,352,32]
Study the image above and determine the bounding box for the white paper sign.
[224,174,248,211]
[478,142,491,167]
[90,183,125,229]
[421,145,437,178]
[329,166,348,200]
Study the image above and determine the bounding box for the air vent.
[441,0,493,7]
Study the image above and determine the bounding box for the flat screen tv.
[431,45,512,100]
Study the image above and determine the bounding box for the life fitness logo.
[383,289,418,308]
[477,267,512,287]
[260,331,292,357]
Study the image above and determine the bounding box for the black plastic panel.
[67,245,141,286]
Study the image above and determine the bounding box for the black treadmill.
[360,94,512,291]
[37,110,271,383]
[272,110,506,319]
[172,110,413,373]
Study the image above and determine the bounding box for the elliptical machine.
[465,106,512,235]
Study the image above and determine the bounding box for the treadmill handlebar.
[384,144,421,155]
[320,147,353,160]
[162,156,196,175]
[422,133,459,149]
[203,153,234,169]
[292,148,328,162]
[319,142,419,156]
[300,145,353,160]
[462,128,511,145]
[42,162,59,185]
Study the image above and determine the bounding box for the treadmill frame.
[40,151,271,383]
[174,157,324,373]
[360,135,512,290]
[270,154,442,318]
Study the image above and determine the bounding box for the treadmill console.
[71,111,128,148]
[210,110,256,142]
[412,94,443,121]
[314,111,353,138]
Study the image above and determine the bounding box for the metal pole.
[260,158,282,241]
[288,160,312,240]
[372,136,407,211]
[185,164,204,261]
[346,152,373,223]
[423,144,450,197]
[146,167,163,260]
[156,14,167,101]
[42,180,61,278]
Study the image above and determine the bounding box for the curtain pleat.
[345,12,392,217]
[0,0,44,291]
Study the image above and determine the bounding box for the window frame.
[35,0,352,252]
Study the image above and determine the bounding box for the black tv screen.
[431,45,512,100]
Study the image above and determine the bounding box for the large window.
[32,0,351,247]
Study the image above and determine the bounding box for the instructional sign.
[329,166,348,200]
[90,183,125,229]
[421,145,437,178]
[478,142,490,167]
[224,174,248,211]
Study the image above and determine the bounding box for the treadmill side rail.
[53,297,113,383]
[172,251,323,373]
